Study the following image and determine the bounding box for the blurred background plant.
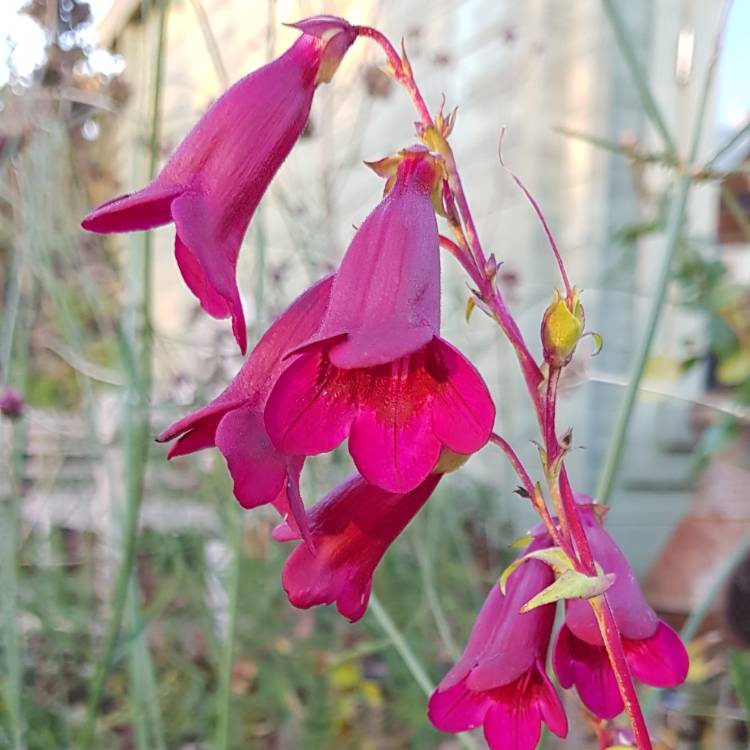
[1,0,750,748]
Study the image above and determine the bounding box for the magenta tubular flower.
[273,472,441,622]
[428,541,567,750]
[82,17,356,354]
[156,275,334,544]
[553,498,689,720]
[264,149,495,494]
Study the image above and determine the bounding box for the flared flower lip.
[264,335,495,493]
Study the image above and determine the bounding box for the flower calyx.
[365,145,444,210]
[433,449,471,474]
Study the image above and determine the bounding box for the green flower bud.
[541,289,585,368]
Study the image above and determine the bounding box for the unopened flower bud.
[541,289,585,368]
[0,387,25,420]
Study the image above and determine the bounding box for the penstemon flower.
[82,17,356,354]
[552,498,689,719]
[428,539,568,750]
[264,147,495,493]
[157,275,334,545]
[273,472,441,622]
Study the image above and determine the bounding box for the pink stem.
[354,26,434,127]
[438,235,482,286]
[489,432,572,557]
[545,370,652,750]
[592,599,654,750]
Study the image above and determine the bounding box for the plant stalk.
[81,1,168,745]
[368,593,481,750]
[600,0,678,158]
[596,1,730,503]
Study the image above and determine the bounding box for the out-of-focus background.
[1,0,750,747]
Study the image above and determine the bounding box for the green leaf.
[729,649,750,723]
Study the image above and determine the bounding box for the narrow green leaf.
[729,649,750,723]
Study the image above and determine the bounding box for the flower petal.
[276,456,312,550]
[174,235,233,320]
[215,407,288,509]
[428,678,490,734]
[172,192,246,353]
[534,659,568,739]
[81,183,184,233]
[349,393,440,493]
[553,624,623,720]
[279,473,440,621]
[157,397,245,457]
[264,349,357,455]
[625,621,689,688]
[165,412,225,458]
[481,664,566,750]
[430,338,495,455]
[483,698,542,750]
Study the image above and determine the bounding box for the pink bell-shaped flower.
[273,472,441,622]
[553,498,689,719]
[82,17,356,354]
[264,148,495,494]
[429,539,568,750]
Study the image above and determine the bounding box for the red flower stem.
[591,597,653,750]
[545,369,653,750]
[354,26,434,127]
[449,189,545,406]
[489,432,571,556]
[489,433,534,495]
[438,235,482,286]
[542,368,574,549]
